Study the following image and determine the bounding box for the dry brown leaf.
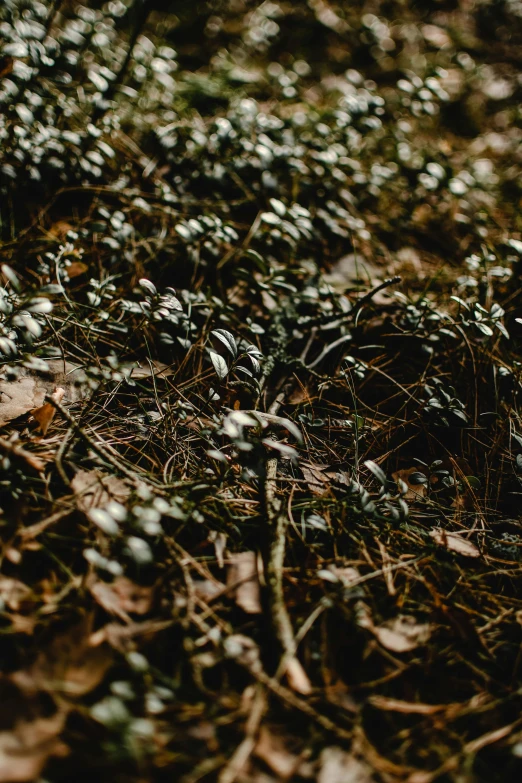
[0,707,68,783]
[71,469,130,513]
[64,261,88,279]
[359,609,431,653]
[429,529,480,558]
[392,467,427,501]
[0,377,44,428]
[48,220,74,239]
[89,576,155,621]
[300,462,330,495]
[318,747,373,783]
[10,615,112,698]
[0,361,87,428]
[227,551,262,614]
[254,726,300,779]
[287,384,310,405]
[31,387,65,435]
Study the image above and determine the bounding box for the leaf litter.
[0,360,87,428]
[0,0,521,781]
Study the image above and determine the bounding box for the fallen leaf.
[0,705,68,783]
[31,387,65,435]
[429,529,480,558]
[287,384,310,405]
[254,726,300,779]
[227,551,262,614]
[0,377,44,428]
[359,609,431,653]
[64,261,88,279]
[0,361,87,428]
[48,220,74,240]
[392,467,427,501]
[11,615,112,698]
[71,469,130,513]
[318,747,373,783]
[301,462,330,495]
[89,576,155,621]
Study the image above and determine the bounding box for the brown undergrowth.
[1,1,522,781]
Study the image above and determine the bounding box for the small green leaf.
[211,329,238,358]
[450,296,469,310]
[364,460,387,486]
[209,351,228,379]
[474,322,493,337]
[139,278,157,296]
[409,472,428,485]
[1,264,20,292]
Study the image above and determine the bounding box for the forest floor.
[1,1,522,781]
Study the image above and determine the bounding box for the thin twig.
[262,396,312,695]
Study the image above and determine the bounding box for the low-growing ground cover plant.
[1,0,522,781]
